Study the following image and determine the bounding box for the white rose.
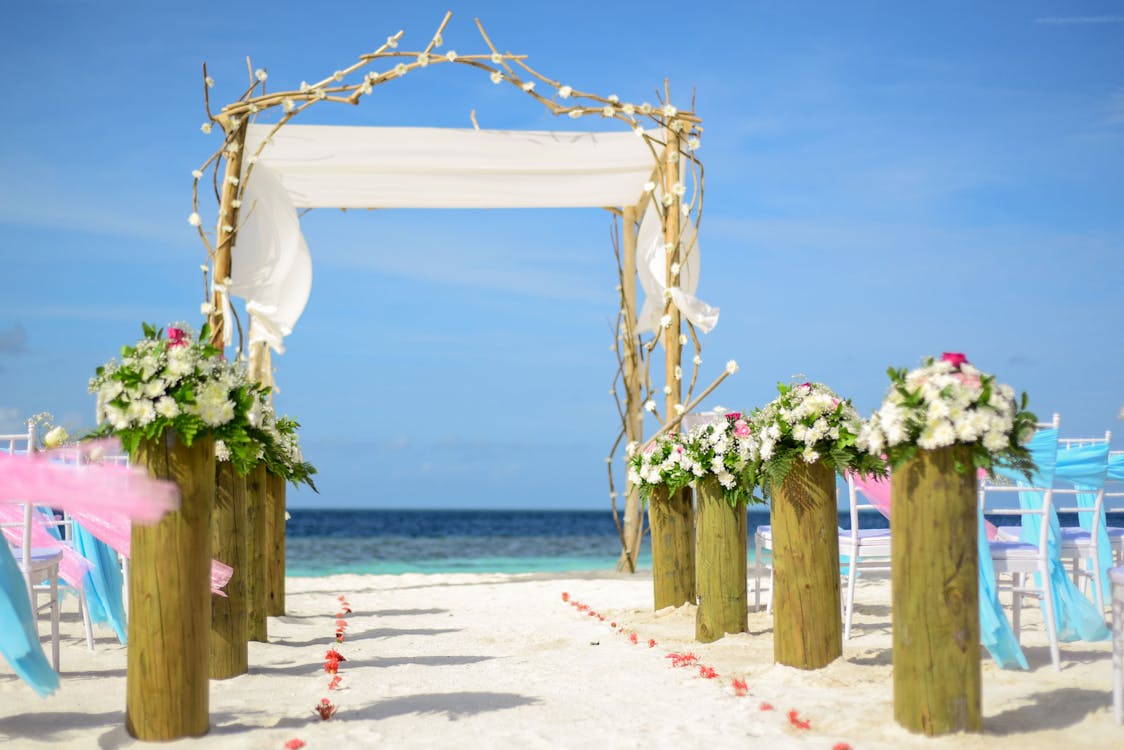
[43,426,69,448]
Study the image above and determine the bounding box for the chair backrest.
[1054,431,1112,519]
[1106,451,1124,509]
[979,414,1061,552]
[0,423,37,587]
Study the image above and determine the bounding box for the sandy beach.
[0,571,1120,749]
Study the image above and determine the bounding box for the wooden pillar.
[245,463,268,642]
[208,117,249,350]
[618,204,644,573]
[248,340,273,391]
[648,485,696,609]
[695,477,747,642]
[265,472,287,617]
[661,133,682,421]
[770,461,842,669]
[126,433,214,741]
[892,446,981,735]
[210,462,248,679]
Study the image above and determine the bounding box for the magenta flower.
[166,327,188,348]
[941,352,968,368]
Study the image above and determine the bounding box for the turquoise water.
[286,509,661,576]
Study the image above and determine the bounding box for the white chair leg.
[1011,575,1023,641]
[121,556,130,619]
[49,574,60,672]
[753,535,762,611]
[1041,572,1062,672]
[844,555,858,640]
[766,568,774,614]
[78,586,95,651]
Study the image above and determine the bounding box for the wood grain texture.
[770,460,842,669]
[210,463,248,679]
[694,478,747,642]
[245,463,268,642]
[891,446,981,735]
[648,485,696,610]
[126,432,214,740]
[265,472,286,617]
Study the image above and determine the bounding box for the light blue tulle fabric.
[1054,442,1112,598]
[994,428,1110,642]
[1108,452,1124,482]
[976,503,1029,669]
[850,473,1027,669]
[72,523,127,644]
[0,536,59,697]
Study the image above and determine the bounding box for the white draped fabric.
[229,123,716,350]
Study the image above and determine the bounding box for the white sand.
[1,571,1120,749]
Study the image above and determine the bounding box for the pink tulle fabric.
[2,440,233,595]
[0,440,178,523]
[847,471,1000,541]
[0,505,94,587]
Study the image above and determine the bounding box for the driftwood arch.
[192,11,727,571]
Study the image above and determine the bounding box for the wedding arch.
[191,11,729,570]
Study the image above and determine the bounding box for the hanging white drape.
[230,124,715,351]
[634,202,719,334]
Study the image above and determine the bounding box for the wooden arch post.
[617,205,644,572]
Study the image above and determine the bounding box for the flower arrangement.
[856,352,1037,478]
[626,435,695,502]
[748,382,885,494]
[257,406,318,491]
[627,412,761,506]
[88,323,264,472]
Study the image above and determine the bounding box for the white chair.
[980,414,1062,671]
[840,475,892,640]
[752,478,890,634]
[1,424,63,671]
[1054,432,1114,613]
[1103,451,1124,563]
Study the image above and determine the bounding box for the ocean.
[287,508,1124,577]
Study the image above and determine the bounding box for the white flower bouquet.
[627,412,761,506]
[749,381,884,495]
[856,352,1037,477]
[626,435,695,502]
[89,323,263,472]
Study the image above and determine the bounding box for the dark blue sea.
[287,508,1124,577]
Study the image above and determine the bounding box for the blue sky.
[1,1,1121,509]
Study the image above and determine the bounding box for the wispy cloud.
[1108,89,1124,126]
[1034,16,1124,25]
[0,324,27,354]
[0,407,23,432]
[0,305,162,323]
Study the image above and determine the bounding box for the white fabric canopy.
[229,124,716,350]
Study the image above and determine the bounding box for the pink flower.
[166,327,188,348]
[731,678,749,696]
[941,352,968,369]
[733,420,750,437]
[724,412,741,421]
[798,382,812,390]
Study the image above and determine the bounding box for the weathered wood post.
[617,203,645,573]
[245,462,269,642]
[695,477,747,642]
[210,462,248,679]
[648,485,696,609]
[892,445,981,735]
[770,460,842,669]
[265,472,287,616]
[126,433,214,740]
